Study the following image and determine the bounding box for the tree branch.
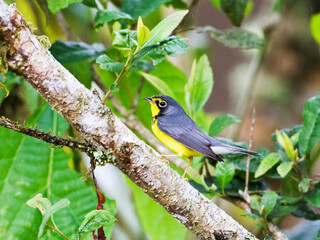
[0,1,257,239]
[0,117,89,151]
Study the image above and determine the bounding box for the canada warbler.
[143,94,259,179]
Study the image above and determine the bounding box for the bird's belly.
[152,123,203,158]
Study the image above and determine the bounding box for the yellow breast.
[152,119,203,158]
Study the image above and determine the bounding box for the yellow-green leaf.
[255,153,280,178]
[140,72,175,97]
[311,13,320,45]
[277,162,293,177]
[137,17,151,46]
[144,10,188,47]
[0,82,9,98]
[276,130,285,149]
[283,132,296,160]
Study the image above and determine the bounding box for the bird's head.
[143,95,184,117]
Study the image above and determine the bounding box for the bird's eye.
[159,101,167,107]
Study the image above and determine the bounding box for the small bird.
[143,94,259,179]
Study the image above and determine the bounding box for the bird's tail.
[228,146,260,156]
[209,138,260,156]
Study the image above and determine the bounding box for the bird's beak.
[143,97,154,104]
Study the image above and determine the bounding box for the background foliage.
[1,0,320,239]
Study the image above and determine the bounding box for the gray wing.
[157,115,222,161]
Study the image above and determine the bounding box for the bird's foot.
[160,154,177,164]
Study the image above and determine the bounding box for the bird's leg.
[182,157,193,180]
[160,154,178,163]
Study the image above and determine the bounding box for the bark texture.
[0,1,258,239]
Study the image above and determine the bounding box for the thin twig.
[101,45,141,105]
[101,55,132,104]
[91,166,106,240]
[131,76,145,112]
[0,117,89,151]
[243,108,255,202]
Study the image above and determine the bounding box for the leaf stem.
[101,46,141,105]
[46,223,69,240]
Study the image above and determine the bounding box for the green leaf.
[220,0,248,27]
[110,83,119,92]
[121,0,171,19]
[96,54,125,73]
[250,197,261,212]
[244,0,253,18]
[241,212,261,219]
[276,130,298,161]
[0,72,22,105]
[166,0,188,9]
[34,0,53,25]
[311,13,320,45]
[140,72,175,97]
[82,0,98,8]
[317,229,320,240]
[26,193,52,210]
[64,60,93,89]
[290,130,301,146]
[134,36,188,65]
[137,17,151,46]
[23,81,39,115]
[50,41,105,64]
[130,60,156,72]
[209,114,241,136]
[0,82,9,99]
[283,132,297,160]
[27,195,70,238]
[276,162,293,177]
[185,54,214,118]
[78,210,117,240]
[143,10,188,47]
[127,179,187,240]
[215,162,235,194]
[146,36,189,65]
[210,0,221,9]
[268,197,300,219]
[299,178,312,193]
[47,0,82,14]
[305,188,320,208]
[112,29,138,56]
[94,10,134,30]
[261,191,277,217]
[0,104,97,239]
[198,26,264,50]
[272,0,284,12]
[299,92,320,157]
[103,198,117,217]
[255,152,280,178]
